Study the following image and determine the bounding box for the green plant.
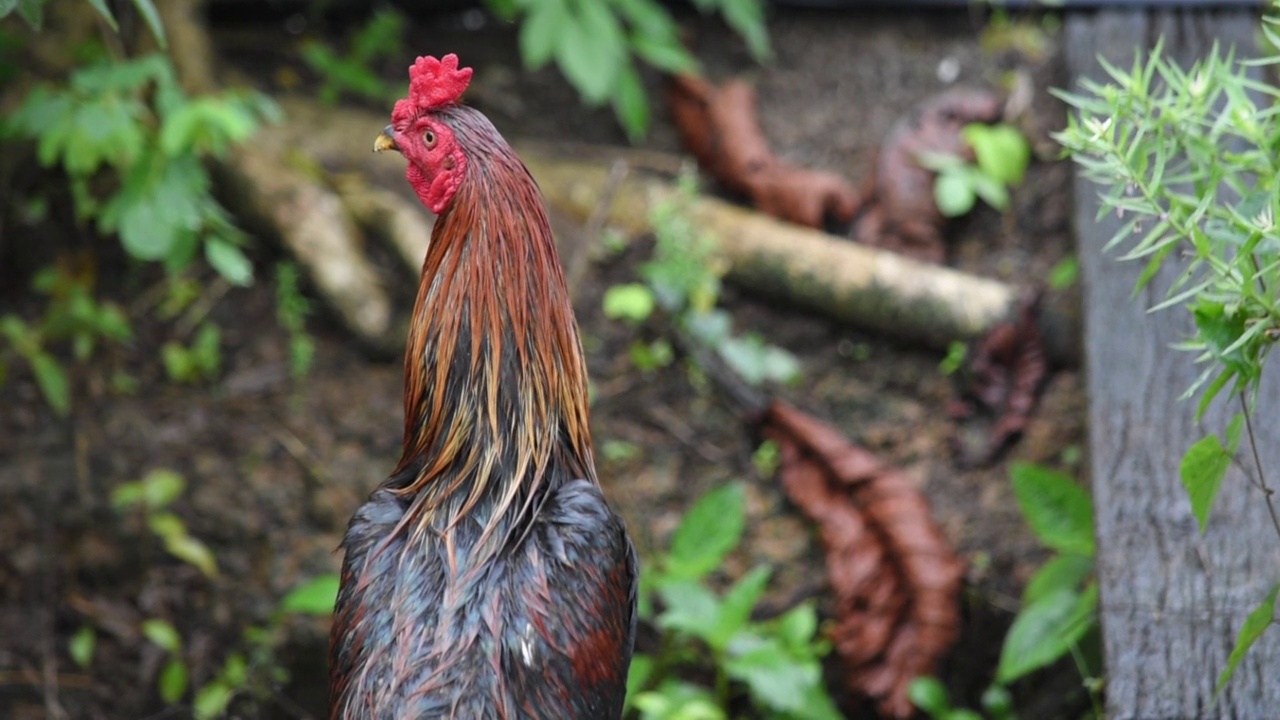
[274,262,315,380]
[920,123,1032,218]
[908,677,1013,720]
[603,175,801,387]
[112,469,219,578]
[486,0,769,141]
[998,463,1098,688]
[186,573,340,719]
[142,618,190,703]
[1052,5,1280,691]
[0,264,132,415]
[910,462,1101,720]
[300,8,404,106]
[627,484,840,719]
[1,0,166,46]
[939,340,968,376]
[161,322,222,384]
[4,54,275,282]
[68,625,96,669]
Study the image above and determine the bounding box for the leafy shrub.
[4,53,277,282]
[627,484,841,719]
[487,0,770,141]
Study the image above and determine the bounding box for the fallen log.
[519,149,1079,364]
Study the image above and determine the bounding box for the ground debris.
[949,292,1049,466]
[756,400,964,718]
[667,74,860,229]
[849,88,1004,263]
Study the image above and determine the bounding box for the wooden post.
[1067,9,1280,718]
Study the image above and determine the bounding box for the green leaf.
[280,574,341,615]
[1179,433,1232,533]
[30,351,70,415]
[934,172,977,217]
[629,33,697,74]
[111,156,204,262]
[633,680,726,720]
[655,579,721,641]
[141,468,185,509]
[554,4,622,105]
[612,61,650,142]
[15,0,42,28]
[192,681,234,720]
[624,653,653,711]
[964,123,1032,186]
[141,619,182,654]
[1048,256,1079,290]
[996,584,1097,684]
[1023,553,1093,605]
[84,0,119,31]
[158,658,188,703]
[719,0,770,60]
[603,283,656,323]
[666,484,745,580]
[775,602,819,650]
[1191,300,1255,379]
[68,626,96,669]
[907,676,951,716]
[164,532,219,578]
[724,639,824,714]
[130,0,167,48]
[718,335,802,387]
[518,0,564,70]
[709,565,771,649]
[1010,462,1095,556]
[981,684,1015,719]
[1215,584,1278,696]
[205,239,253,286]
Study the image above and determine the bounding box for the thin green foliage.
[1054,3,1280,695]
[275,263,315,380]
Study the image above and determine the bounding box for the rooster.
[328,54,637,719]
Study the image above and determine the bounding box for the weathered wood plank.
[1066,9,1280,719]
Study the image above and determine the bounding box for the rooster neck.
[391,117,594,545]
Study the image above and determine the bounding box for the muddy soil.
[0,6,1086,719]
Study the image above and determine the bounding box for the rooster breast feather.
[329,476,637,719]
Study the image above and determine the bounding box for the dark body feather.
[329,106,637,719]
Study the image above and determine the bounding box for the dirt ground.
[1,5,1086,719]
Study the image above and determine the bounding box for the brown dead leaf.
[756,400,964,718]
[668,74,859,229]
[950,293,1049,466]
[849,88,1004,263]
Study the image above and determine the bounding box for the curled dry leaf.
[950,292,1049,466]
[668,74,859,229]
[756,400,964,718]
[849,88,1004,263]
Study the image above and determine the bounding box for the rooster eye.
[424,130,437,147]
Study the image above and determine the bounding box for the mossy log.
[521,149,1078,363]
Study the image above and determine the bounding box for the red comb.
[391,54,473,123]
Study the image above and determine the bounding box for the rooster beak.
[374,125,399,153]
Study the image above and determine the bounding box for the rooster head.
[375,53,474,214]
